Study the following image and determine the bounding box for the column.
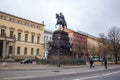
[2,40,6,59]
[12,41,15,60]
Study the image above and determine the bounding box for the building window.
[44,36,48,42]
[31,35,34,43]
[0,15,3,19]
[18,32,21,41]
[25,34,28,42]
[17,20,22,24]
[0,15,1,19]
[37,26,39,29]
[9,46,13,54]
[17,47,20,55]
[9,18,15,22]
[24,22,29,26]
[36,49,39,55]
[50,37,52,41]
[37,36,40,44]
[31,48,34,55]
[1,15,6,19]
[24,47,27,55]
[10,31,14,38]
[1,29,5,36]
[44,43,48,49]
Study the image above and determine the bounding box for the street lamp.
[57,36,61,67]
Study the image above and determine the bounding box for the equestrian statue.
[55,13,67,30]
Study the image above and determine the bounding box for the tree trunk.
[115,58,118,64]
[115,55,118,64]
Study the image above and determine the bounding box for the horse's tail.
[56,13,59,19]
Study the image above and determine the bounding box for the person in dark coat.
[89,59,95,69]
[104,57,107,69]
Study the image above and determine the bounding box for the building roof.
[44,28,53,34]
[0,11,45,26]
[77,30,98,40]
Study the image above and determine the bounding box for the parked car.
[20,58,33,64]
[92,57,104,62]
[99,58,104,62]
[92,57,99,62]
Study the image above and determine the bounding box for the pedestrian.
[101,58,104,65]
[89,59,95,69]
[104,57,107,69]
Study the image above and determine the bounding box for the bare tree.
[107,26,120,64]
[98,33,108,57]
[99,27,120,64]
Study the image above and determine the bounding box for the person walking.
[89,59,95,69]
[104,57,107,69]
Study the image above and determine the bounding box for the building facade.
[44,29,53,59]
[0,11,44,61]
[64,29,87,60]
[78,31,100,57]
[87,35,100,57]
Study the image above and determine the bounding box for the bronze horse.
[55,13,67,30]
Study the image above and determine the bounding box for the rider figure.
[59,13,65,21]
[55,12,67,30]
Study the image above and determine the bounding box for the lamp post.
[57,36,61,67]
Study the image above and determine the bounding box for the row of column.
[2,38,15,60]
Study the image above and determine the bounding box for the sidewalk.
[0,62,102,70]
[0,62,119,80]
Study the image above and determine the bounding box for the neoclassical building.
[0,11,44,61]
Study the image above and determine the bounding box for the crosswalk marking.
[73,71,120,80]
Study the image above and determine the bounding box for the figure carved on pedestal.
[55,13,67,30]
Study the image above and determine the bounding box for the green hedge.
[74,59,86,65]
[36,58,86,65]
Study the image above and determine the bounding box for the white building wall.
[44,29,53,59]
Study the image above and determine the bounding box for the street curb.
[0,65,97,71]
[0,63,119,71]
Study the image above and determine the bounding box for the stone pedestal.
[48,30,73,60]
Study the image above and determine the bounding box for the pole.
[57,44,60,67]
[57,37,61,67]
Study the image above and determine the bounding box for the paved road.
[37,68,120,80]
[0,65,120,80]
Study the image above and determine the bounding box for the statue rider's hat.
[60,12,62,15]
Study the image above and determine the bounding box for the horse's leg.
[62,24,65,30]
[65,22,67,29]
[65,23,67,29]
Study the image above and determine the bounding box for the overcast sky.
[0,0,120,37]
